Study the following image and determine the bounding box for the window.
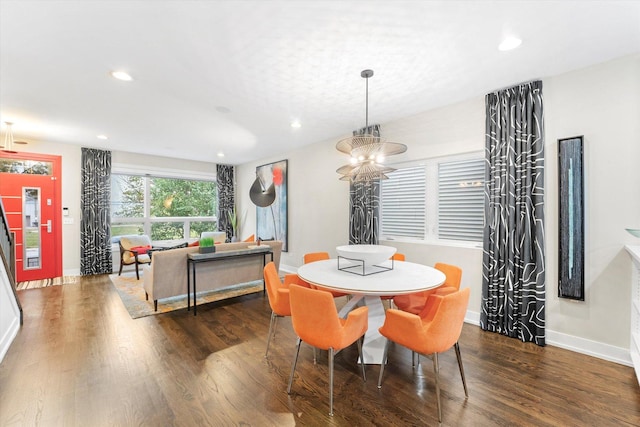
[381,154,484,244]
[111,174,217,242]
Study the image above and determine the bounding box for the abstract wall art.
[255,159,288,252]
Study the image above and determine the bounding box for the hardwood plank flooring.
[1,274,638,426]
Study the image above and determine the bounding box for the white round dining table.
[297,258,446,364]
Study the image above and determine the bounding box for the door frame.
[0,151,62,279]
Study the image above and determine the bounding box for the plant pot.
[199,246,216,254]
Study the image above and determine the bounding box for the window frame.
[110,164,218,243]
[380,151,484,248]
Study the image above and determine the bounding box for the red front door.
[0,152,62,282]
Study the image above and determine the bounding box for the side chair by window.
[118,234,153,280]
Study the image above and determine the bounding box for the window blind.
[437,159,485,242]
[381,167,426,239]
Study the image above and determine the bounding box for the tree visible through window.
[111,174,217,241]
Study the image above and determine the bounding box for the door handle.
[41,220,52,233]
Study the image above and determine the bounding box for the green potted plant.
[199,236,216,254]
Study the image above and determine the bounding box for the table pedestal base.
[338,295,387,365]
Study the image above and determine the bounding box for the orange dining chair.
[393,262,462,315]
[287,285,368,416]
[263,262,309,357]
[243,234,255,242]
[377,287,471,423]
[301,252,349,299]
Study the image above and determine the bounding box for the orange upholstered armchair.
[263,262,308,357]
[378,288,470,423]
[301,252,349,298]
[287,285,368,416]
[393,262,462,315]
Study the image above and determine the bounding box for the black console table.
[187,246,273,315]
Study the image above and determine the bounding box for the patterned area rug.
[109,272,264,319]
[17,275,80,290]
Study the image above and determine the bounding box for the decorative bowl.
[336,244,397,267]
[626,228,640,238]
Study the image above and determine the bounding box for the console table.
[187,246,273,315]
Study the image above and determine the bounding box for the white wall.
[238,53,640,364]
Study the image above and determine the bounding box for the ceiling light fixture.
[1,122,18,153]
[336,69,407,181]
[110,70,133,81]
[97,134,108,140]
[290,120,301,128]
[498,36,522,51]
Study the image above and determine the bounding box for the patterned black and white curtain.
[349,124,380,245]
[80,148,112,275]
[481,81,546,346]
[216,164,235,242]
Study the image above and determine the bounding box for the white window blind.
[437,158,485,242]
[381,166,426,239]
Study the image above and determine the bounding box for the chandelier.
[336,69,407,181]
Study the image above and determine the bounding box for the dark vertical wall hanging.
[349,124,380,245]
[481,80,546,346]
[80,147,112,275]
[558,136,585,300]
[216,164,235,242]
[256,160,288,251]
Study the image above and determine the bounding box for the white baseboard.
[64,268,81,276]
[464,309,632,367]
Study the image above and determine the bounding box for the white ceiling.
[1,1,639,165]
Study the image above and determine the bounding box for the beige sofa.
[143,241,282,310]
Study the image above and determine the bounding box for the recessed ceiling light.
[96,134,108,140]
[217,152,225,157]
[498,37,522,51]
[290,120,301,128]
[110,71,133,81]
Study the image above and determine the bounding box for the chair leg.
[265,311,278,357]
[328,347,334,416]
[135,264,140,280]
[145,292,148,300]
[432,352,442,423]
[356,336,366,382]
[377,339,391,388]
[454,342,469,397]
[154,300,158,311]
[118,262,123,276]
[412,351,420,368]
[287,338,302,394]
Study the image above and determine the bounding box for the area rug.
[109,272,264,319]
[17,275,80,290]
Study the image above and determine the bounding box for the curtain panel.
[216,164,235,242]
[349,124,380,245]
[481,81,546,346]
[80,148,112,275]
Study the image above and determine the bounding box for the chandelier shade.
[336,69,407,181]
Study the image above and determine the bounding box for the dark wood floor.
[1,275,638,426]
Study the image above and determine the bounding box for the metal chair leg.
[412,351,420,367]
[454,342,468,397]
[328,347,334,416]
[265,311,278,357]
[287,338,302,394]
[356,336,366,382]
[377,339,391,388]
[432,352,442,423]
